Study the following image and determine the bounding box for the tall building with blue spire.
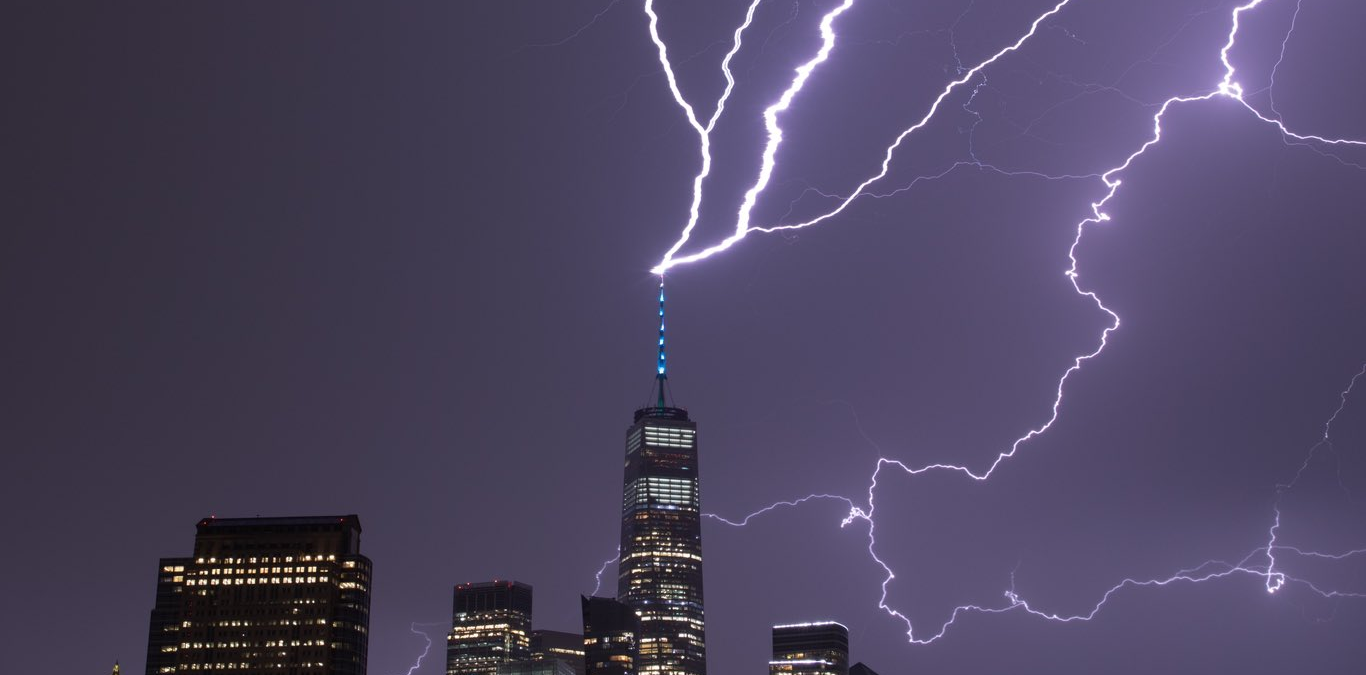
[617,278,707,675]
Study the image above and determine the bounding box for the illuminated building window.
[143,516,371,674]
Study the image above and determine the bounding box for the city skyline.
[139,515,878,675]
[6,1,1366,673]
[136,281,865,674]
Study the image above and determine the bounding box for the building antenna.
[656,274,668,408]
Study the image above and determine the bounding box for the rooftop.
[196,515,362,531]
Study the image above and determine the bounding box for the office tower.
[848,664,880,675]
[447,581,534,675]
[581,595,641,675]
[617,279,706,675]
[532,629,586,675]
[143,515,373,675]
[497,659,578,675]
[769,622,850,675]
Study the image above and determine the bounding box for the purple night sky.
[4,1,1366,673]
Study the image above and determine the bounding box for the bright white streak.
[704,493,860,527]
[590,549,621,596]
[653,0,857,274]
[395,622,446,675]
[655,0,767,265]
[641,0,706,139]
[653,0,1076,273]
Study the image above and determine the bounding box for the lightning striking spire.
[625,0,1366,648]
[646,0,1362,274]
[654,275,669,408]
[645,0,767,267]
[651,0,860,275]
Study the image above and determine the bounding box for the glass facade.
[618,405,706,675]
[143,515,372,675]
[447,581,534,675]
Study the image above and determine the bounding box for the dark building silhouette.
[447,581,534,675]
[769,622,849,675]
[143,515,372,675]
[617,280,706,675]
[532,629,586,675]
[497,659,578,675]
[582,595,641,675]
[848,664,880,675]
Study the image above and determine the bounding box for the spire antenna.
[656,275,667,408]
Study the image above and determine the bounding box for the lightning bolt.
[1000,543,1366,626]
[625,0,1366,646]
[646,0,1363,274]
[1253,0,1303,119]
[591,549,621,596]
[651,0,1078,274]
[394,622,446,675]
[704,493,861,527]
[1279,362,1366,493]
[644,0,766,266]
[518,0,624,52]
[701,360,1366,643]
[1264,363,1366,594]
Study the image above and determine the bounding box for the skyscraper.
[769,622,849,675]
[581,595,642,675]
[617,280,706,675]
[143,515,372,675]
[447,581,534,675]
